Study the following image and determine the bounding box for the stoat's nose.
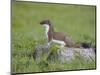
[40,22,42,25]
[40,21,44,25]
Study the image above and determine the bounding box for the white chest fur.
[42,24,49,39]
[42,24,66,47]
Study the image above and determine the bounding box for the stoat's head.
[40,20,54,32]
[40,20,51,27]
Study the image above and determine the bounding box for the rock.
[33,45,95,63]
[33,45,49,62]
[58,48,95,63]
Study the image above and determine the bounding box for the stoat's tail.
[74,42,92,48]
[64,36,92,48]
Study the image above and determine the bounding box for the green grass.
[11,1,96,73]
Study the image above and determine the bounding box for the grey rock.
[34,45,95,63]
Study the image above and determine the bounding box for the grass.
[11,1,96,74]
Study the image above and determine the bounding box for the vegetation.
[11,1,96,74]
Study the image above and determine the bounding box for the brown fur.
[40,20,76,47]
[40,20,88,48]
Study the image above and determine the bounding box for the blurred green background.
[12,1,96,73]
